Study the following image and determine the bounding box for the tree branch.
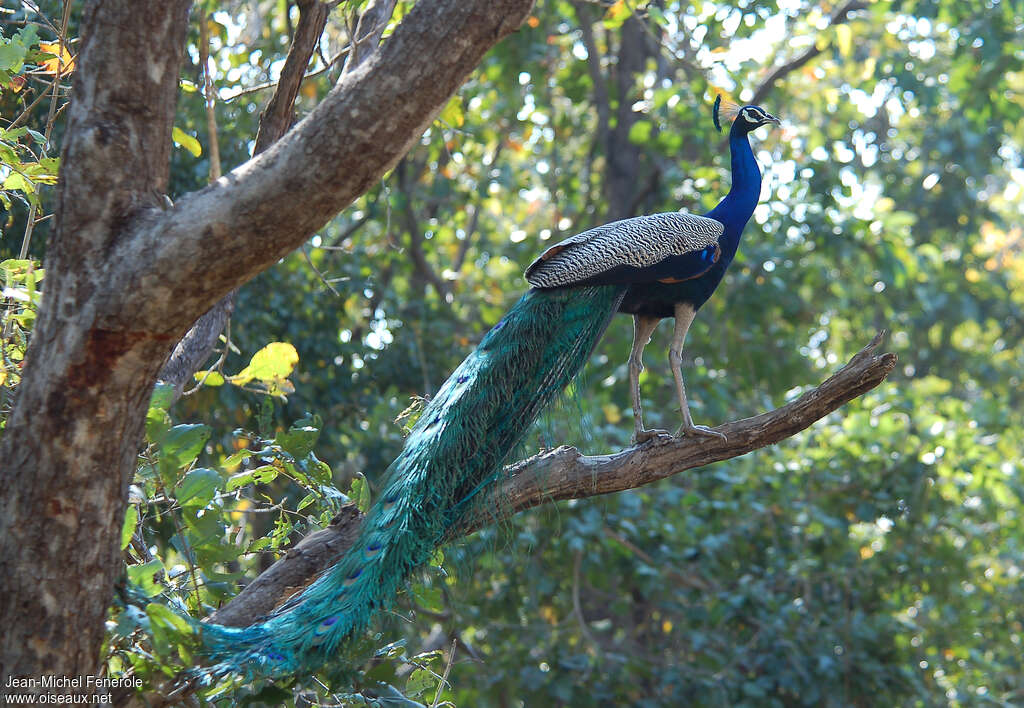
[157,0,332,396]
[116,0,536,337]
[211,332,896,624]
[748,0,867,107]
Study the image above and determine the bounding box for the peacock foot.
[677,424,727,441]
[632,428,671,444]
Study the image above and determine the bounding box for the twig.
[301,243,341,296]
[17,0,71,260]
[603,525,711,591]
[222,48,349,102]
[199,12,222,181]
[571,549,601,672]
[431,639,457,708]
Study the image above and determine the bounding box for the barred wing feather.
[525,212,724,289]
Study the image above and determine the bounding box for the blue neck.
[703,126,761,260]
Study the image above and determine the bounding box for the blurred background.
[2,0,1023,705]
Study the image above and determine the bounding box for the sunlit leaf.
[38,41,75,75]
[171,126,202,157]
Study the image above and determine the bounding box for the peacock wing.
[524,212,724,289]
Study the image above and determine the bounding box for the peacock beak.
[765,113,781,127]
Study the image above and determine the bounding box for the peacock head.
[713,95,780,135]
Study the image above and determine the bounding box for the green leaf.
[146,602,195,662]
[127,559,164,597]
[405,668,435,697]
[175,468,220,507]
[145,406,171,446]
[223,448,254,467]
[159,424,210,471]
[149,382,176,411]
[121,505,138,550]
[413,583,443,613]
[225,464,279,491]
[349,475,371,513]
[171,126,202,157]
[229,342,299,385]
[276,424,320,459]
[628,120,652,144]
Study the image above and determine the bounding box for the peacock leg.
[669,303,726,441]
[630,315,668,443]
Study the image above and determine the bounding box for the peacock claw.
[632,428,671,444]
[677,424,727,441]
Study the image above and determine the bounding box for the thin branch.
[199,12,222,181]
[603,525,711,591]
[223,48,348,102]
[208,332,896,625]
[17,0,70,260]
[571,549,601,670]
[748,0,867,107]
[252,0,331,155]
[396,158,451,301]
[342,0,398,78]
[301,243,341,296]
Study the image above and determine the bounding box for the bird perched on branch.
[194,96,779,680]
[527,96,779,441]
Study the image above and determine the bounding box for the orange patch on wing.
[540,244,568,260]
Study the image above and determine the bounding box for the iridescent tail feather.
[195,285,625,680]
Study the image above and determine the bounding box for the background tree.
[2,0,1023,705]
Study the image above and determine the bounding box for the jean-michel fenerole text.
[5,674,142,690]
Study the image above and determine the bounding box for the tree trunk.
[0,1,192,686]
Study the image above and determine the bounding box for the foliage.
[4,0,1024,705]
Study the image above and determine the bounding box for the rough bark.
[0,1,193,686]
[207,333,896,625]
[0,0,534,689]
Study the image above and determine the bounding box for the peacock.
[194,96,780,680]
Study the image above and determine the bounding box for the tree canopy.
[2,0,1023,705]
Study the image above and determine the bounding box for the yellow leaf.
[39,41,74,76]
[602,403,622,424]
[874,197,895,213]
[606,0,630,22]
[835,24,852,58]
[439,96,464,128]
[171,126,202,157]
[861,56,877,81]
[229,342,299,386]
[193,370,225,386]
